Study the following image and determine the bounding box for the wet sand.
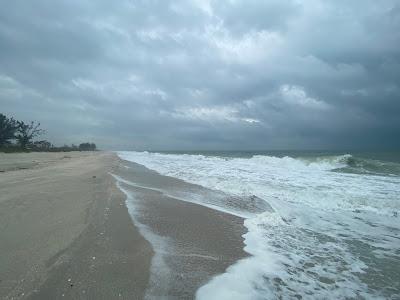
[115,160,248,298]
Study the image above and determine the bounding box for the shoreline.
[0,151,248,299]
[115,158,249,298]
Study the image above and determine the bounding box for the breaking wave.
[118,151,400,299]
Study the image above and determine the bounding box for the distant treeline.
[0,113,97,152]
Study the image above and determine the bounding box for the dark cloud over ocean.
[1,0,399,150]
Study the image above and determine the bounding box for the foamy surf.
[112,174,173,299]
[117,151,400,299]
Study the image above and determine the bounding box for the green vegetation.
[0,113,18,147]
[15,120,45,150]
[0,113,97,152]
[78,143,97,151]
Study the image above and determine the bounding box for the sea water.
[118,151,400,299]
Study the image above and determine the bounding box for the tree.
[79,142,97,151]
[0,113,18,146]
[15,120,45,149]
[32,140,52,151]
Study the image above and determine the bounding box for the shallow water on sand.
[118,151,400,299]
[113,162,248,298]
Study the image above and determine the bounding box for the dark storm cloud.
[0,0,399,150]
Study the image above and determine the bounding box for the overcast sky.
[1,0,399,150]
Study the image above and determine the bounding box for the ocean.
[117,150,400,299]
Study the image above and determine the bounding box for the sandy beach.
[0,152,153,299]
[0,152,248,299]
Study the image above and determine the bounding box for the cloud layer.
[1,0,399,150]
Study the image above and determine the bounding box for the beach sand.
[0,152,247,299]
[0,152,152,299]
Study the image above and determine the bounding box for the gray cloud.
[1,0,399,150]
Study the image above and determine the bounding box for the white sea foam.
[112,174,173,299]
[117,151,400,299]
[118,151,399,215]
